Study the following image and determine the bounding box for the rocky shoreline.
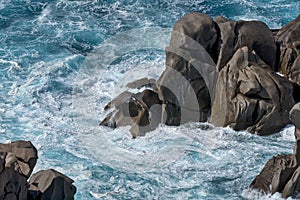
[4,13,300,199]
[100,13,300,198]
[0,141,76,200]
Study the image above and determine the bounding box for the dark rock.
[172,12,218,60]
[100,89,162,138]
[251,103,300,198]
[290,55,300,85]
[282,166,300,198]
[0,141,76,200]
[276,15,300,83]
[157,13,218,125]
[250,154,295,194]
[290,103,300,162]
[210,47,294,135]
[0,141,37,200]
[0,140,38,178]
[215,20,277,71]
[28,169,76,200]
[0,164,28,200]
[290,103,300,130]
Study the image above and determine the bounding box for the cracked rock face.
[157,12,218,126]
[251,103,300,198]
[0,140,38,178]
[276,15,300,83]
[100,13,299,138]
[215,19,277,71]
[100,89,162,138]
[28,169,77,200]
[0,141,37,200]
[210,47,294,135]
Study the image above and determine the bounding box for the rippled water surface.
[0,0,300,199]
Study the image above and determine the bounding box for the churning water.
[0,0,299,199]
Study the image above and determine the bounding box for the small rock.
[28,169,76,200]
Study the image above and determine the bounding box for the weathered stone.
[172,12,218,60]
[282,166,300,198]
[250,154,295,194]
[100,89,162,138]
[290,103,300,162]
[28,169,76,200]
[290,103,300,130]
[276,15,300,83]
[0,167,28,200]
[210,47,294,135]
[215,20,277,71]
[157,13,219,126]
[0,140,38,178]
[290,55,300,85]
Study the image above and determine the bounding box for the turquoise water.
[0,0,299,199]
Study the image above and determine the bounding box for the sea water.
[0,0,299,199]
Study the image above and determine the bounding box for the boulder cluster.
[101,13,300,137]
[0,140,76,200]
[251,103,300,198]
[100,13,300,198]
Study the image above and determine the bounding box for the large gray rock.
[210,47,294,135]
[28,169,76,200]
[100,13,298,137]
[215,19,277,71]
[157,12,218,125]
[276,15,300,84]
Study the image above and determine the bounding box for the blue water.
[0,0,300,199]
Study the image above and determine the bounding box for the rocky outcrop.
[215,19,277,71]
[210,47,294,135]
[276,15,300,84]
[0,141,76,200]
[0,141,37,200]
[153,13,218,126]
[100,13,300,138]
[251,103,300,198]
[28,169,76,200]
